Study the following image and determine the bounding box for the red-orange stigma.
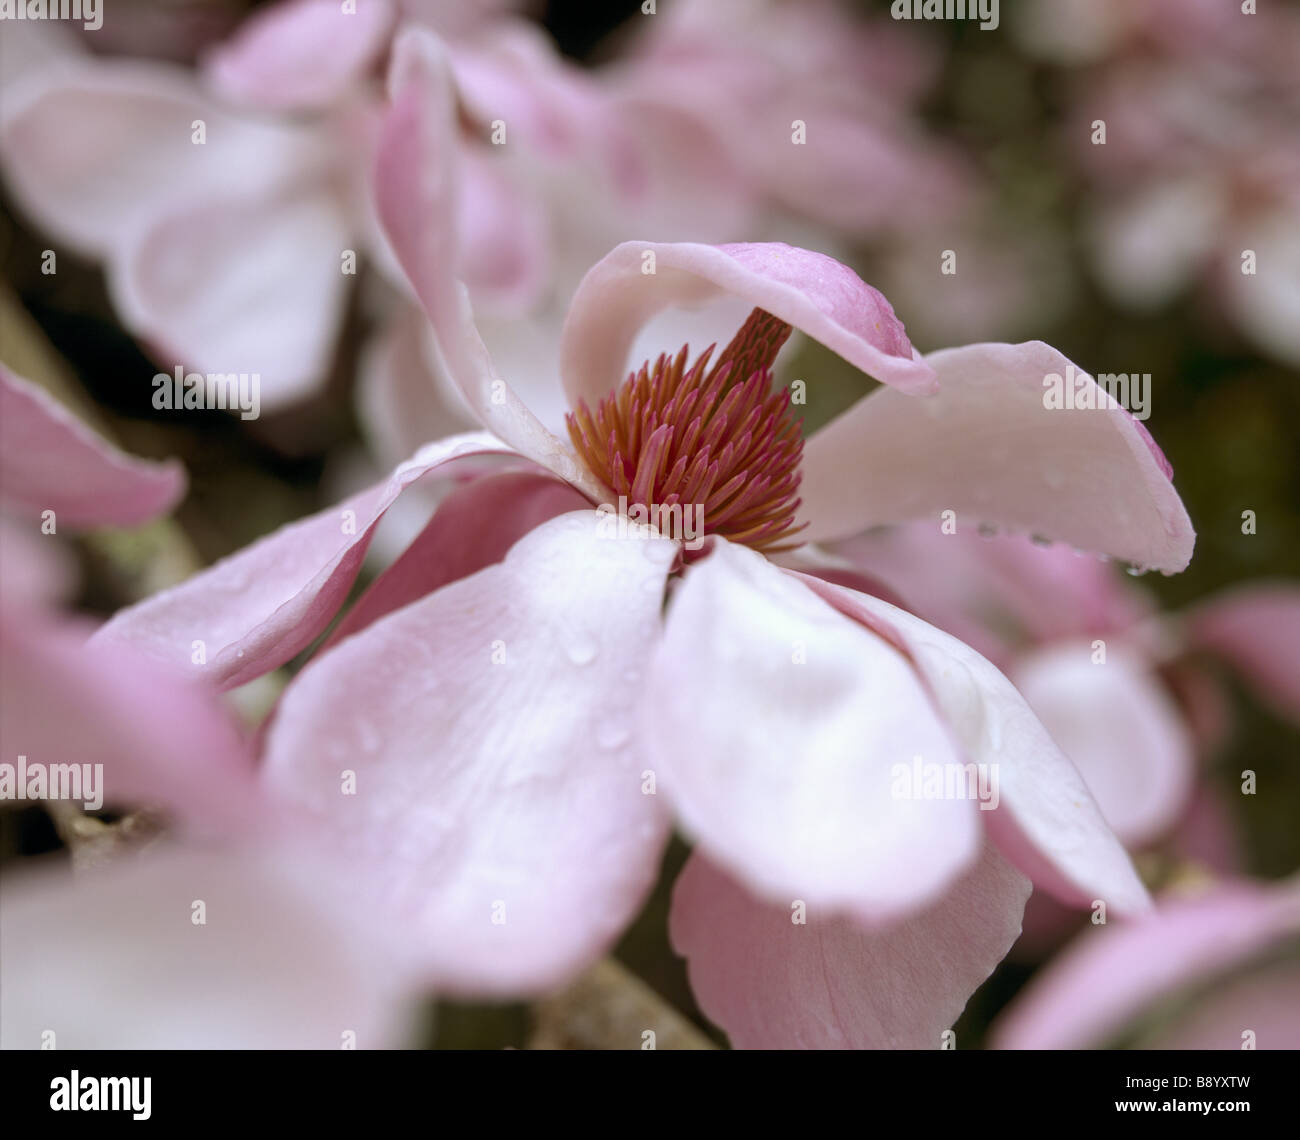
[565,308,807,554]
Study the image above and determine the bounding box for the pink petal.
[671,841,1030,1049]
[111,186,352,413]
[833,522,1152,666]
[799,341,1195,571]
[801,574,1152,916]
[0,614,257,832]
[0,365,184,527]
[356,305,475,469]
[645,538,982,920]
[262,511,677,994]
[0,518,77,611]
[0,846,412,1048]
[1186,584,1300,723]
[0,59,319,259]
[560,240,937,414]
[993,882,1300,1049]
[203,0,394,112]
[319,469,589,651]
[373,28,606,501]
[94,433,512,690]
[1010,642,1195,846]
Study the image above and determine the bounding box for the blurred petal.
[993,883,1300,1049]
[1187,584,1300,722]
[263,511,677,994]
[203,0,394,112]
[0,60,317,258]
[671,841,1030,1049]
[374,28,605,499]
[0,616,256,831]
[356,305,474,469]
[94,433,511,689]
[0,846,411,1049]
[1011,642,1194,846]
[833,523,1151,665]
[560,240,937,414]
[111,187,351,412]
[800,341,1195,572]
[646,538,981,920]
[0,365,184,527]
[802,574,1151,915]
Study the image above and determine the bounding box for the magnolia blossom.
[992,878,1300,1049]
[88,30,1201,1048]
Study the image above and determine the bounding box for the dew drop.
[565,638,599,666]
[596,722,632,751]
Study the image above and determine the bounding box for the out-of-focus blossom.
[93,30,1198,1047]
[992,878,1300,1049]
[1019,0,1300,365]
[611,0,969,237]
[0,365,416,1047]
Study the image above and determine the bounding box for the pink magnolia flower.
[93,31,1197,1048]
[992,878,1300,1049]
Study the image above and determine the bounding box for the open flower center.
[566,308,806,553]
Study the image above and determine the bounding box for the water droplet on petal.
[565,638,599,666]
[596,721,632,751]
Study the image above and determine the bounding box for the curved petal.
[800,573,1151,916]
[1010,642,1195,846]
[645,537,982,920]
[1185,584,1300,723]
[111,186,351,413]
[0,365,185,527]
[0,846,412,1049]
[992,882,1300,1049]
[0,60,319,259]
[203,0,394,112]
[262,510,677,995]
[832,523,1152,666]
[373,28,605,501]
[320,469,589,651]
[670,841,1030,1049]
[0,615,257,832]
[356,305,475,469]
[799,341,1195,571]
[560,240,937,413]
[93,432,512,689]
